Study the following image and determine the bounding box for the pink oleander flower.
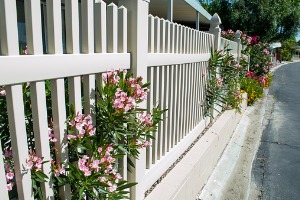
[67,134,77,140]
[67,113,95,140]
[228,29,234,35]
[26,149,43,171]
[53,168,65,177]
[217,77,223,89]
[106,156,116,163]
[108,184,117,192]
[6,172,14,180]
[235,64,242,70]
[7,182,13,191]
[114,173,122,180]
[4,163,11,172]
[227,60,232,66]
[262,49,270,55]
[99,176,107,182]
[48,128,57,143]
[0,86,6,96]
[232,90,242,100]
[245,71,255,78]
[89,159,101,172]
[113,88,136,112]
[51,160,66,177]
[137,140,152,148]
[247,37,252,45]
[106,145,113,152]
[102,69,121,85]
[138,112,153,126]
[4,147,13,158]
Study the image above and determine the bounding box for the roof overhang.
[103,0,212,26]
[149,0,212,25]
[270,42,282,49]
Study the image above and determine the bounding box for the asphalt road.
[252,62,300,200]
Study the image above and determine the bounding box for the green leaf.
[116,182,137,191]
[79,187,85,200]
[35,171,49,180]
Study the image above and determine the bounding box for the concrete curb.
[198,91,269,200]
[197,62,291,200]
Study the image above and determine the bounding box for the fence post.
[209,13,221,51]
[209,13,223,118]
[117,0,149,199]
[234,30,241,63]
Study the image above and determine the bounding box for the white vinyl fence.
[221,37,238,54]
[0,0,242,199]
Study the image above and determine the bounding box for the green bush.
[240,77,263,105]
[281,48,292,61]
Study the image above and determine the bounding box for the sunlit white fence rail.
[0,0,242,199]
[221,37,238,54]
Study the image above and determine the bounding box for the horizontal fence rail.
[221,37,238,54]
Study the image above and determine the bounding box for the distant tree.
[201,0,300,42]
[199,0,233,29]
[280,39,298,61]
[271,0,300,41]
[230,0,277,41]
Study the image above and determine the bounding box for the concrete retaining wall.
[145,95,247,200]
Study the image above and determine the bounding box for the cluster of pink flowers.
[126,77,149,102]
[78,146,114,175]
[67,113,95,140]
[136,140,151,148]
[102,69,149,113]
[251,36,260,44]
[51,160,65,177]
[216,77,223,89]
[227,60,232,66]
[258,75,268,85]
[3,147,15,191]
[26,149,43,171]
[113,88,136,112]
[221,29,235,40]
[98,145,122,193]
[246,71,269,86]
[48,128,57,143]
[75,145,122,193]
[232,90,242,100]
[246,71,255,78]
[240,31,252,45]
[0,86,6,96]
[102,69,125,85]
[138,112,153,126]
[235,64,243,70]
[262,49,270,55]
[221,30,252,45]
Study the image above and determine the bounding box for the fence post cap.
[235,30,241,39]
[210,13,221,28]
